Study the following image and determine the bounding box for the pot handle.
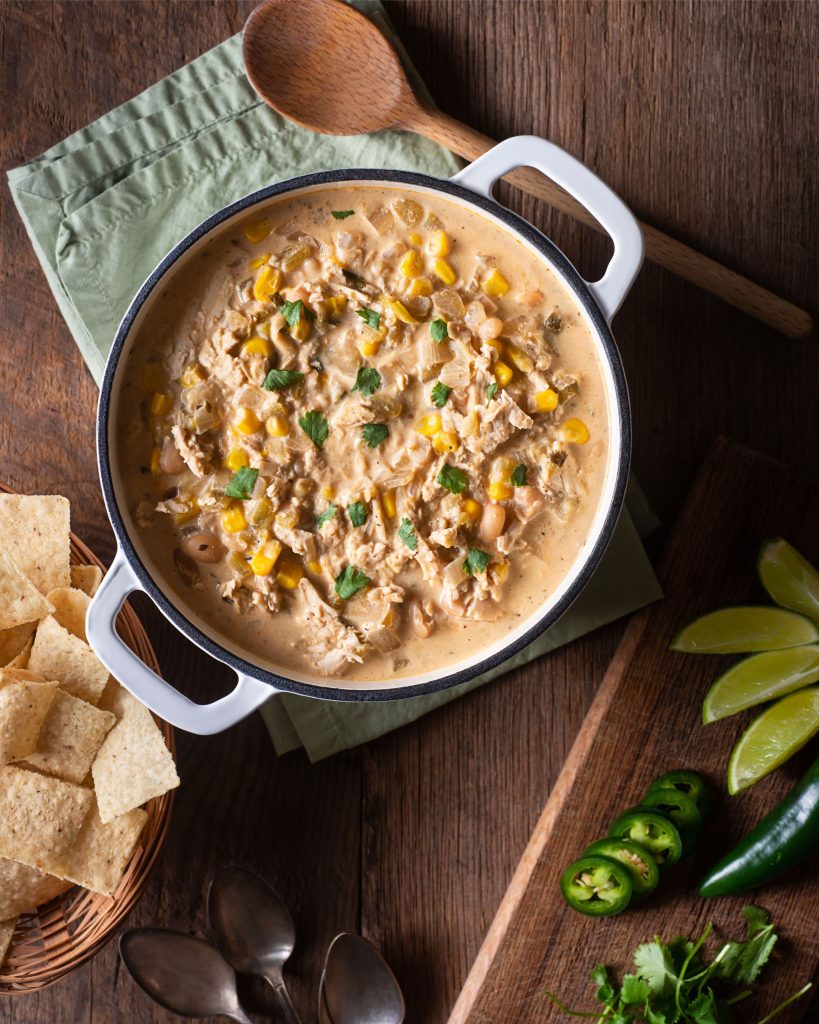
[85,551,274,735]
[451,136,643,321]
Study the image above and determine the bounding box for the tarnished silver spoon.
[119,928,251,1023]
[320,933,405,1024]
[209,865,304,1024]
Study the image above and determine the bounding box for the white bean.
[409,600,434,639]
[477,316,504,342]
[479,502,506,542]
[159,438,184,475]
[181,533,226,564]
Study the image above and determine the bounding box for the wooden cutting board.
[450,438,819,1024]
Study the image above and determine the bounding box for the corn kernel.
[461,497,482,524]
[428,230,451,257]
[561,417,590,444]
[291,316,312,342]
[409,232,422,246]
[249,253,271,270]
[253,265,282,303]
[321,295,347,320]
[482,269,510,298]
[222,505,248,533]
[507,345,534,373]
[490,456,516,482]
[225,447,249,471]
[322,486,335,500]
[276,558,304,589]
[265,414,290,437]
[381,489,397,518]
[181,363,205,387]
[488,480,514,501]
[493,560,509,582]
[150,392,172,417]
[432,257,457,286]
[234,407,261,435]
[493,361,514,387]
[407,277,433,298]
[307,560,322,574]
[250,540,283,577]
[534,388,559,412]
[384,296,417,324]
[358,335,383,357]
[399,249,424,279]
[141,364,166,392]
[173,500,200,525]
[244,219,271,243]
[485,337,505,357]
[417,413,442,436]
[432,430,459,454]
[241,336,273,358]
[149,448,162,474]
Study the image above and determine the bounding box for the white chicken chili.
[117,186,610,682]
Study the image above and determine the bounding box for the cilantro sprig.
[352,366,381,397]
[437,463,468,494]
[429,318,448,342]
[486,382,498,404]
[316,503,338,529]
[430,381,452,408]
[225,466,258,500]
[358,307,381,331]
[347,501,368,528]
[465,549,490,575]
[334,565,371,600]
[298,410,329,449]
[331,209,354,220]
[511,463,527,487]
[397,517,417,551]
[362,423,389,448]
[262,368,304,391]
[280,298,315,328]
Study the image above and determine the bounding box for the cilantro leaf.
[316,503,338,528]
[334,565,371,600]
[591,965,614,1005]
[358,307,381,330]
[225,466,258,500]
[510,463,527,487]
[620,975,651,1006]
[430,318,448,342]
[437,463,468,494]
[331,209,354,219]
[397,517,417,551]
[464,549,490,575]
[262,368,304,391]
[362,423,389,448]
[347,501,368,527]
[714,905,777,985]
[431,381,452,408]
[486,382,498,404]
[352,366,382,397]
[280,298,315,328]
[686,990,721,1024]
[298,410,329,449]
[634,940,678,997]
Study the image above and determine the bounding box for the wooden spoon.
[243,0,812,339]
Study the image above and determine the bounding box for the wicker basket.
[0,488,175,994]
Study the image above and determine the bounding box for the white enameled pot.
[88,136,643,735]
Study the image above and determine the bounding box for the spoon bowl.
[321,933,405,1024]
[119,928,251,1023]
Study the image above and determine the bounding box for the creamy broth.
[117,186,609,683]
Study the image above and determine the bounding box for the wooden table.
[1,2,817,1021]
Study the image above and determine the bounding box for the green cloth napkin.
[8,4,662,761]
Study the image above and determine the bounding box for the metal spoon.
[320,933,405,1024]
[209,865,303,1024]
[119,928,251,1023]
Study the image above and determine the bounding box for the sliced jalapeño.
[560,855,633,916]
[609,807,683,870]
[648,770,712,816]
[583,838,660,898]
[638,788,703,851]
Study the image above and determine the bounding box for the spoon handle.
[267,977,305,1024]
[401,103,813,339]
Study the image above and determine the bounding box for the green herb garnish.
[352,366,382,397]
[316,503,338,529]
[331,210,355,220]
[225,466,258,500]
[430,381,452,408]
[362,423,389,448]
[280,299,315,328]
[347,501,368,528]
[357,307,381,331]
[429,318,448,342]
[262,368,304,391]
[397,517,417,552]
[298,410,329,449]
[334,565,372,600]
[437,463,468,494]
[486,382,498,405]
[465,549,491,576]
[510,464,527,487]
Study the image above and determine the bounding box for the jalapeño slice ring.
[583,838,660,898]
[648,770,711,816]
[608,807,683,870]
[638,789,703,852]
[560,854,633,917]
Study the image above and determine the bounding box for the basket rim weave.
[0,484,175,995]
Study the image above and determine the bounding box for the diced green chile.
[560,855,633,917]
[609,808,683,870]
[638,789,702,852]
[648,770,712,816]
[583,839,660,898]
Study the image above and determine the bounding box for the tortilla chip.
[48,802,147,896]
[70,564,103,598]
[0,917,15,968]
[0,495,70,596]
[27,616,109,705]
[0,858,72,920]
[0,667,46,685]
[0,679,58,763]
[0,623,35,667]
[46,587,90,643]
[21,689,116,784]
[0,552,54,630]
[93,683,179,823]
[0,766,93,868]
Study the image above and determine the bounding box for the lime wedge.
[758,538,819,623]
[671,606,819,653]
[727,686,819,793]
[703,644,819,722]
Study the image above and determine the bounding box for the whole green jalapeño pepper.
[700,753,819,896]
[609,808,683,870]
[560,855,633,916]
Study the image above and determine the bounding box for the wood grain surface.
[0,2,817,1022]
[451,439,819,1024]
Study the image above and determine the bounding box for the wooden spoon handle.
[403,105,813,339]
